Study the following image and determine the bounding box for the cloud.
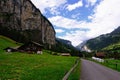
[50,0,120,46]
[59,30,89,46]
[85,0,97,7]
[31,0,67,14]
[55,29,65,33]
[48,16,86,29]
[66,0,83,11]
[71,13,81,19]
[87,0,120,36]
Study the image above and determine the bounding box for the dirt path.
[80,59,120,80]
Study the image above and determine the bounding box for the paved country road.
[80,59,120,80]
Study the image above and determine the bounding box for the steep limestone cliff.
[0,0,56,48]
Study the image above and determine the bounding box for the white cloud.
[31,0,67,14]
[66,0,83,11]
[55,29,65,33]
[50,0,120,46]
[90,0,97,6]
[48,16,85,29]
[71,13,81,19]
[87,0,120,36]
[85,0,97,7]
[59,30,89,46]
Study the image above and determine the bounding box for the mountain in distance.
[51,38,80,56]
[76,41,87,49]
[56,38,72,46]
[103,26,120,51]
[111,26,120,35]
[103,41,120,51]
[76,41,91,52]
[79,26,120,51]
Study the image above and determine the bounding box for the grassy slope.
[0,35,22,51]
[103,42,120,50]
[0,35,78,80]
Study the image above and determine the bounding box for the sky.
[31,0,120,46]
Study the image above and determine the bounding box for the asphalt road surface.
[80,59,120,80]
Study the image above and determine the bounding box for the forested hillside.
[84,26,120,51]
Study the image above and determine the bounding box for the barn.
[18,41,43,54]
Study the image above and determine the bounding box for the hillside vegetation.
[103,42,120,51]
[52,38,81,56]
[0,35,79,80]
[85,26,120,51]
[0,35,21,50]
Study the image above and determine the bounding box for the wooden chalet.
[18,41,43,54]
[95,52,105,58]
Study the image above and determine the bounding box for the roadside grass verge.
[102,59,120,72]
[68,59,81,80]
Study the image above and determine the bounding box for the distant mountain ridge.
[80,26,120,51]
[76,41,87,49]
[50,38,80,56]
[56,38,72,46]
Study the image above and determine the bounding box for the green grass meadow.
[0,52,77,80]
[0,35,80,80]
[103,59,120,72]
[0,35,21,50]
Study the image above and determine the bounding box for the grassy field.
[0,35,79,80]
[102,59,120,72]
[0,35,21,50]
[0,52,77,80]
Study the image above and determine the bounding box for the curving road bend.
[80,59,120,80]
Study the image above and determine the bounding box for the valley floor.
[0,51,78,80]
[0,35,81,80]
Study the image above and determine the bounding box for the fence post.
[115,63,117,70]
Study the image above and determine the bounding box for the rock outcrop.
[0,0,56,48]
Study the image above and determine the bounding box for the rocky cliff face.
[0,0,56,48]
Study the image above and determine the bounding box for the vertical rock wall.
[0,0,56,48]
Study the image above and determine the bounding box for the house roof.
[96,52,105,56]
[31,41,43,47]
[61,53,71,56]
